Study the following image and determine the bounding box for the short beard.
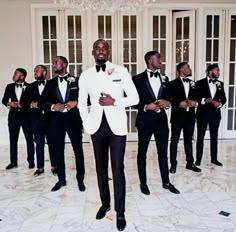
[186,73,192,77]
[96,59,106,65]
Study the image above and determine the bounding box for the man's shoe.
[116,214,126,231]
[6,163,18,169]
[163,183,180,194]
[29,163,35,169]
[51,167,58,176]
[169,165,176,174]
[51,181,66,192]
[34,169,44,176]
[186,164,201,172]
[96,205,111,220]
[195,160,201,166]
[211,160,223,166]
[140,184,150,195]
[78,182,86,192]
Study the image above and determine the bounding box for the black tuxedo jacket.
[38,74,82,124]
[2,82,31,119]
[195,77,226,119]
[169,77,196,123]
[132,70,170,129]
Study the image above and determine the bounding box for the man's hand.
[187,100,197,107]
[145,101,160,112]
[99,93,115,106]
[52,103,65,112]
[65,100,78,111]
[31,102,38,108]
[205,98,213,103]
[8,101,19,108]
[157,99,170,109]
[179,100,188,109]
[211,100,221,108]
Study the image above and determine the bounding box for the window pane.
[106,16,112,38]
[69,65,75,75]
[131,16,136,38]
[176,42,182,64]
[123,40,129,62]
[51,41,57,59]
[230,40,235,61]
[160,16,166,38]
[131,111,137,132]
[77,65,82,77]
[234,110,236,130]
[43,41,49,63]
[68,41,75,63]
[228,86,234,107]
[160,40,166,62]
[184,17,189,40]
[153,40,159,51]
[42,16,49,39]
[206,40,212,61]
[98,16,104,38]
[76,40,82,63]
[68,16,74,39]
[213,40,219,61]
[131,64,136,76]
[214,16,219,37]
[183,41,189,61]
[50,16,56,39]
[76,16,81,39]
[227,109,233,130]
[176,18,182,40]
[229,64,235,85]
[45,65,50,80]
[153,16,159,38]
[231,15,236,37]
[160,64,165,76]
[123,16,129,38]
[207,15,212,38]
[131,40,136,62]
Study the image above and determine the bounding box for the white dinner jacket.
[79,61,139,136]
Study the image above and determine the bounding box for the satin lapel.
[144,72,156,99]
[205,77,212,97]
[65,82,70,102]
[177,78,187,99]
[55,78,64,102]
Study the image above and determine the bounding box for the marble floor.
[0,140,236,232]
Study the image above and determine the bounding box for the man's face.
[52,57,66,74]
[92,41,110,64]
[181,64,192,77]
[34,66,46,80]
[12,70,24,83]
[150,54,162,70]
[210,67,220,79]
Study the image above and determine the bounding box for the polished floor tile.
[0,140,236,232]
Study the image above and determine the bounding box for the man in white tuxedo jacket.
[79,39,139,231]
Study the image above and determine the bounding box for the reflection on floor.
[0,140,236,232]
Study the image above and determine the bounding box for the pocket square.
[70,87,78,90]
[112,79,121,82]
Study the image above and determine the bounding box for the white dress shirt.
[147,69,161,98]
[208,77,217,98]
[15,82,24,101]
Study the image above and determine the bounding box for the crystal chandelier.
[54,0,149,12]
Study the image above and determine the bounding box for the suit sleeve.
[2,85,10,107]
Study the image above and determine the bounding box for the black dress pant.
[91,114,126,215]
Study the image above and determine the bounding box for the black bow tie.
[59,75,68,82]
[150,72,160,78]
[16,83,23,88]
[209,79,216,84]
[183,78,190,83]
[38,80,45,86]
[96,64,106,72]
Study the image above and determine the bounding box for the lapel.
[144,71,157,99]
[65,82,70,102]
[178,77,188,99]
[204,77,212,97]
[55,77,64,102]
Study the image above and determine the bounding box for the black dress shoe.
[195,160,201,166]
[140,184,150,195]
[51,181,66,192]
[78,182,86,192]
[211,160,223,166]
[186,164,201,172]
[117,214,126,231]
[169,165,176,174]
[29,163,35,169]
[96,205,111,220]
[6,163,18,169]
[34,169,44,176]
[51,167,58,176]
[163,183,180,194]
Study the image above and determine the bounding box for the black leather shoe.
[163,183,180,194]
[51,167,58,176]
[195,160,201,166]
[51,181,66,192]
[96,205,111,220]
[186,164,201,172]
[140,184,150,195]
[169,165,176,174]
[34,169,44,176]
[29,163,35,169]
[6,163,18,169]
[116,214,126,231]
[211,160,223,166]
[78,182,86,192]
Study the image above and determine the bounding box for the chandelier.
[54,0,149,12]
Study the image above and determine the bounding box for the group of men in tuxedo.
[2,39,226,231]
